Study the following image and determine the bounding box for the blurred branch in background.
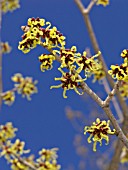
[0,0,3,108]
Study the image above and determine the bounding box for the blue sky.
[0,0,128,169]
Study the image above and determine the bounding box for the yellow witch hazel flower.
[27,17,45,28]
[36,148,61,170]
[121,49,128,59]
[1,90,15,105]
[1,0,20,13]
[92,62,106,82]
[1,139,30,160]
[96,0,109,6]
[119,81,128,99]
[18,17,44,53]
[0,42,11,54]
[76,51,101,76]
[42,22,66,49]
[38,54,55,72]
[108,63,128,81]
[12,73,38,100]
[121,49,128,66]
[53,46,81,68]
[108,49,128,81]
[38,148,58,162]
[84,118,115,152]
[18,28,43,53]
[0,122,17,145]
[18,17,66,53]
[50,67,86,98]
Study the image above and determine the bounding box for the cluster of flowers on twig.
[0,42,11,54]
[1,73,38,105]
[108,49,128,98]
[0,122,61,170]
[36,148,61,170]
[84,118,115,151]
[18,17,106,98]
[18,17,65,53]
[1,0,20,13]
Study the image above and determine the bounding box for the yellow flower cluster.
[76,50,105,81]
[1,0,20,13]
[0,42,11,54]
[18,18,65,53]
[108,49,128,99]
[50,49,104,98]
[119,81,128,98]
[108,63,127,81]
[1,139,30,160]
[92,64,106,82]
[36,148,61,170]
[84,118,115,151]
[108,49,128,81]
[18,18,105,98]
[39,54,55,72]
[0,123,30,170]
[18,18,45,53]
[1,91,15,105]
[0,123,61,170]
[53,46,81,68]
[12,73,38,100]
[0,122,17,145]
[1,73,38,105]
[96,0,109,6]
[42,23,65,49]
[50,67,86,98]
[121,49,128,59]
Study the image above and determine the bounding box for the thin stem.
[83,0,97,14]
[16,155,37,170]
[103,81,120,106]
[102,78,123,123]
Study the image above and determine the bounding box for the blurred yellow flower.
[1,0,20,13]
[96,0,109,6]
[1,91,15,105]
[0,42,11,54]
[12,73,38,100]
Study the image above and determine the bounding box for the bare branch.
[74,0,128,118]
[103,81,120,107]
[74,0,128,168]
[16,155,37,170]
[102,78,123,123]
